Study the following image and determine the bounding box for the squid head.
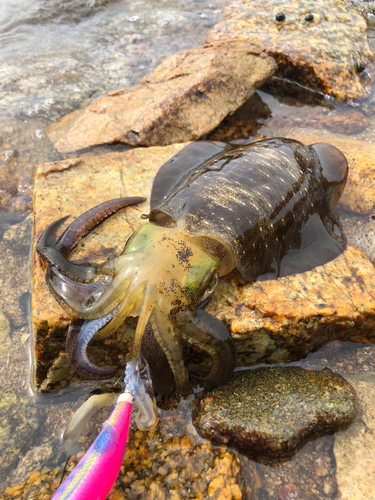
[37,198,237,396]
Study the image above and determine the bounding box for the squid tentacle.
[36,197,146,283]
[37,216,97,283]
[66,305,120,379]
[128,285,154,361]
[180,309,237,390]
[150,312,191,396]
[56,197,146,256]
[47,266,109,317]
[46,256,135,319]
[90,284,144,344]
[140,323,176,395]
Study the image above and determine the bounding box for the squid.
[36,138,348,396]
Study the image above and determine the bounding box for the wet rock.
[254,436,338,499]
[207,245,375,367]
[0,390,40,481]
[207,0,374,101]
[301,342,375,375]
[2,214,31,249]
[11,443,54,484]
[46,39,277,153]
[267,110,369,135]
[193,367,358,464]
[0,310,11,358]
[0,212,24,240]
[207,92,272,143]
[277,485,323,500]
[32,145,375,390]
[334,371,375,500]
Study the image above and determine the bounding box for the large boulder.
[207,0,374,101]
[46,39,277,154]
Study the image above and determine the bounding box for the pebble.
[193,367,358,463]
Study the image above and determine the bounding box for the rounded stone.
[275,12,285,22]
[193,367,358,464]
[305,13,314,22]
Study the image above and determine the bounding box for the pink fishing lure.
[52,393,133,500]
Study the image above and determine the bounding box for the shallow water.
[0,0,375,498]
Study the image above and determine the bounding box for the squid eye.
[201,273,219,302]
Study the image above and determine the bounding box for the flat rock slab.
[334,371,375,500]
[208,245,375,367]
[207,0,374,101]
[193,367,358,464]
[32,144,187,390]
[46,39,277,154]
[32,144,375,391]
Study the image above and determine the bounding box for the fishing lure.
[52,355,158,500]
[36,138,348,396]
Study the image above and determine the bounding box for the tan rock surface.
[289,134,375,215]
[207,0,374,101]
[32,143,375,391]
[334,371,375,500]
[46,39,277,154]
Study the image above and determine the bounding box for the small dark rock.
[18,292,31,316]
[193,367,358,464]
[0,212,25,240]
[305,13,314,22]
[276,12,285,22]
[355,61,366,73]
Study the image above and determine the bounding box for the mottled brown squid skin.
[149,138,348,281]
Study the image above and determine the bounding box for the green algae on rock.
[207,0,374,101]
[193,367,358,464]
[46,38,277,154]
[0,390,40,481]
